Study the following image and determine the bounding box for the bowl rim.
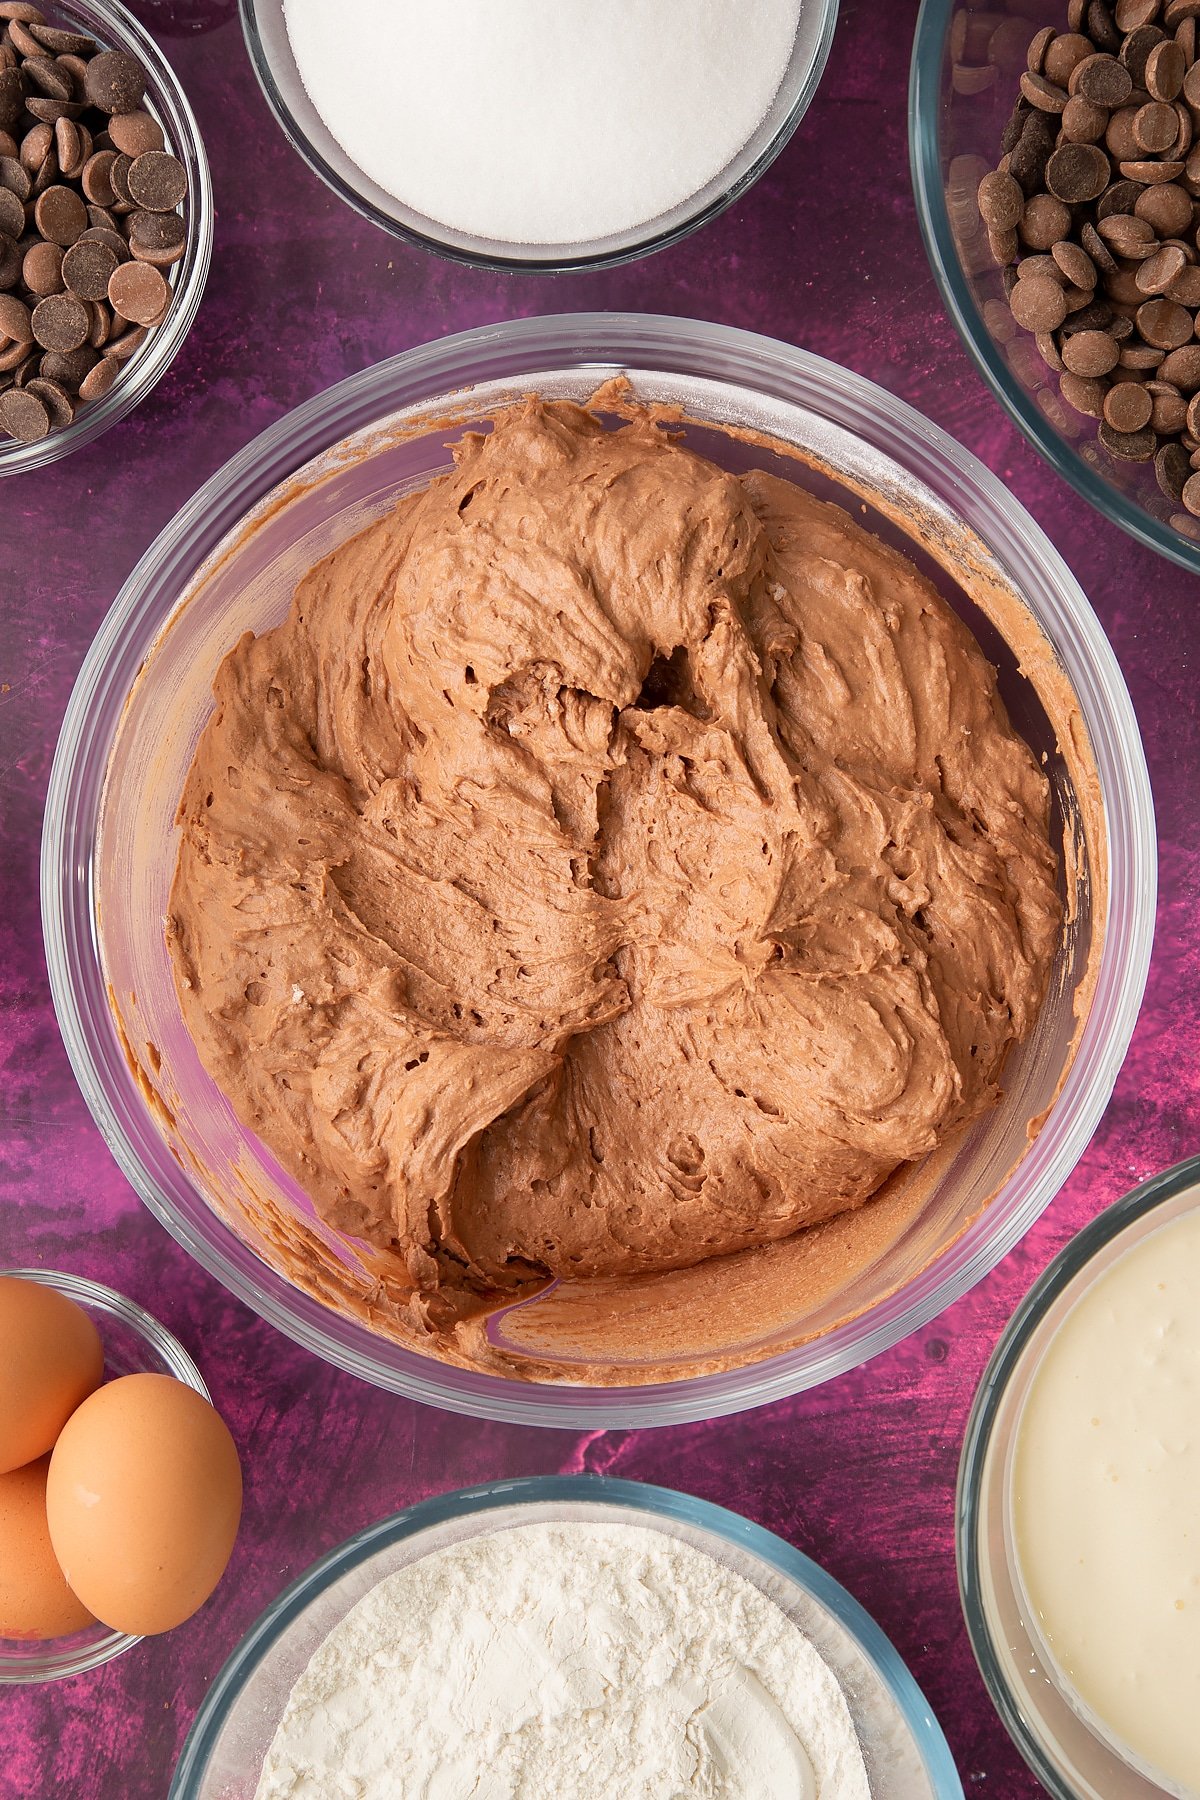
[0,0,213,478]
[0,1266,209,1684]
[955,1152,1200,1800]
[908,0,1200,577]
[237,0,840,272]
[40,312,1157,1428]
[168,1473,965,1799]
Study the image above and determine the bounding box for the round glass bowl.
[0,1268,208,1684]
[170,1475,963,1800]
[0,0,212,477]
[239,0,839,271]
[957,1154,1200,1800]
[42,313,1155,1427]
[910,0,1200,573]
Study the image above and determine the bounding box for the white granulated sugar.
[283,1,805,245]
[255,1520,871,1800]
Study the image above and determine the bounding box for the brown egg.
[46,1373,241,1636]
[0,1456,94,1640]
[0,1276,104,1473]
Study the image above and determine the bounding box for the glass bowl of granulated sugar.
[170,1477,963,1800]
[239,0,840,270]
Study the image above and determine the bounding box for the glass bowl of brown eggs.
[0,1268,210,1684]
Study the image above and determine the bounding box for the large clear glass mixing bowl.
[41,313,1155,1426]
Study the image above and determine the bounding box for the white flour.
[283,1,804,245]
[255,1520,871,1800]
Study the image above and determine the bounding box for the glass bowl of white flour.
[169,1476,961,1799]
[237,0,840,271]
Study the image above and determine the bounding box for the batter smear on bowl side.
[167,397,1061,1347]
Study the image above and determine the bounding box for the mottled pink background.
[0,1,1195,1794]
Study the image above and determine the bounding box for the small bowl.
[957,1154,1200,1800]
[909,0,1200,574]
[0,1267,208,1684]
[170,1475,964,1799]
[0,0,212,477]
[42,314,1155,1426]
[238,0,839,271]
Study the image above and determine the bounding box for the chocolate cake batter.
[168,399,1061,1341]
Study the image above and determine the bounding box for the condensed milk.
[1012,1200,1200,1795]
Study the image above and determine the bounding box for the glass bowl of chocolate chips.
[0,0,211,472]
[912,0,1200,572]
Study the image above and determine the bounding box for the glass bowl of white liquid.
[958,1153,1200,1800]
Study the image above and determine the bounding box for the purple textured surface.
[0,1,1194,1793]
